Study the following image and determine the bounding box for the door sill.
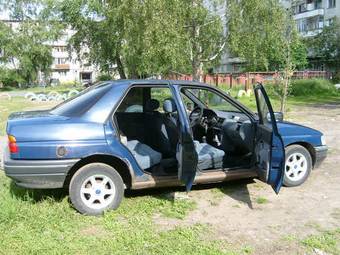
[131,168,257,189]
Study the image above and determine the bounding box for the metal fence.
[166,71,332,90]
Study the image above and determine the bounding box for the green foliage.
[226,0,307,72]
[59,0,190,79]
[58,0,225,80]
[59,80,81,88]
[302,229,340,255]
[96,73,113,82]
[305,18,340,72]
[180,0,226,80]
[333,71,340,84]
[255,197,268,204]
[0,68,24,87]
[0,169,232,254]
[289,79,339,97]
[0,1,63,86]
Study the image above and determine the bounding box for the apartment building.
[215,0,339,73]
[0,14,100,84]
[291,0,339,37]
[49,30,99,84]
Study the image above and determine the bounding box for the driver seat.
[162,98,225,170]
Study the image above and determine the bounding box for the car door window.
[117,87,143,113]
[150,87,173,112]
[255,89,270,126]
[183,88,241,113]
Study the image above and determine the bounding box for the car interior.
[114,85,256,177]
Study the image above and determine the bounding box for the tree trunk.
[192,60,203,82]
[116,53,126,79]
[280,74,289,113]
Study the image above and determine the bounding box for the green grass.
[255,197,268,204]
[0,172,240,254]
[0,84,83,93]
[1,83,340,254]
[302,229,340,255]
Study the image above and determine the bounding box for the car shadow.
[125,178,255,209]
[9,181,67,203]
[9,178,254,209]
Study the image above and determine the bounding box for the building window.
[57,71,68,76]
[325,17,336,26]
[54,58,69,64]
[54,46,67,52]
[328,0,336,8]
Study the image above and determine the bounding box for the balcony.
[53,64,70,70]
[300,28,323,37]
[294,8,324,20]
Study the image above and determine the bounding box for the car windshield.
[50,82,112,117]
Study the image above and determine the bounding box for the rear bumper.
[314,145,328,169]
[3,147,79,189]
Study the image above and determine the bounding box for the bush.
[0,68,24,88]
[290,79,338,96]
[332,71,340,84]
[59,80,81,88]
[96,74,112,82]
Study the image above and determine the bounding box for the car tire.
[283,145,312,187]
[69,163,124,215]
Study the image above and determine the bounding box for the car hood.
[277,121,322,136]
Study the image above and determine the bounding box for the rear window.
[50,82,112,117]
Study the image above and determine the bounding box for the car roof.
[107,79,212,87]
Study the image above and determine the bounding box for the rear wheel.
[283,145,312,187]
[69,163,124,215]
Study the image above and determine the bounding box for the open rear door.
[254,84,285,194]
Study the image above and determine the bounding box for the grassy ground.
[0,173,246,254]
[1,85,340,254]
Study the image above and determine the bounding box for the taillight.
[8,135,19,153]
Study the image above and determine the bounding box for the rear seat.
[126,140,162,170]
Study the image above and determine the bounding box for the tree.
[181,0,226,81]
[59,0,190,79]
[58,0,225,80]
[0,0,63,85]
[226,0,307,112]
[226,0,307,72]
[306,18,340,80]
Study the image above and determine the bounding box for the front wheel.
[283,145,312,187]
[69,163,124,215]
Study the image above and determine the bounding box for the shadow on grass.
[9,176,255,209]
[125,178,255,209]
[9,181,67,203]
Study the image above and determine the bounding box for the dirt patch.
[80,225,108,238]
[153,103,340,254]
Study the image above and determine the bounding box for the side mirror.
[267,112,283,122]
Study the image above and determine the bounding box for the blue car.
[3,80,327,215]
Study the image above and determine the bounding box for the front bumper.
[3,147,79,189]
[314,145,328,169]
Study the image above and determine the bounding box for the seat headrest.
[145,99,160,112]
[163,98,177,113]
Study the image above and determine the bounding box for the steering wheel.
[189,106,203,127]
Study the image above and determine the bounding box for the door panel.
[172,85,198,191]
[254,84,285,193]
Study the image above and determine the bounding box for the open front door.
[172,88,198,192]
[254,84,285,194]
[177,131,198,191]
